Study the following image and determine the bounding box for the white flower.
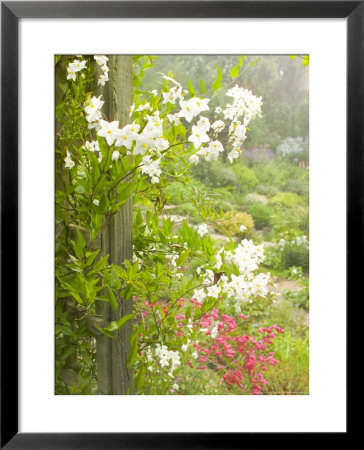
[162,86,182,104]
[98,72,109,86]
[181,344,188,352]
[97,120,120,146]
[66,66,76,81]
[67,59,86,80]
[167,114,181,126]
[193,288,206,303]
[211,120,225,133]
[94,55,109,66]
[197,116,210,133]
[197,140,224,161]
[136,102,151,112]
[133,136,151,155]
[211,324,219,339]
[197,223,208,237]
[85,96,104,123]
[189,154,199,165]
[93,199,100,206]
[151,89,158,96]
[115,123,140,149]
[112,151,120,161]
[188,125,210,149]
[64,151,75,168]
[73,59,87,72]
[83,140,97,152]
[207,285,220,299]
[178,99,198,122]
[240,225,247,232]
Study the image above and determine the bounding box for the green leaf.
[55,55,61,65]
[187,79,195,97]
[238,56,243,67]
[250,59,259,66]
[185,305,191,320]
[110,267,121,290]
[200,79,206,95]
[99,313,135,337]
[107,287,118,310]
[127,330,139,368]
[212,65,223,92]
[75,228,86,248]
[289,55,297,60]
[117,182,132,203]
[177,248,191,266]
[91,255,109,273]
[302,55,310,66]
[230,64,239,79]
[86,249,100,267]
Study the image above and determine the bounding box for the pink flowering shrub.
[189,305,283,394]
[133,293,283,395]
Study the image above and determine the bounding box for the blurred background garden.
[142,55,309,394]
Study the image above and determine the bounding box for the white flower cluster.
[192,239,270,313]
[278,234,309,249]
[277,136,305,158]
[67,58,87,81]
[147,344,181,376]
[84,96,104,129]
[67,61,263,181]
[223,85,262,163]
[94,55,109,86]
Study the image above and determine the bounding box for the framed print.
[1,1,355,447]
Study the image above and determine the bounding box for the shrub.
[255,184,279,197]
[176,202,200,222]
[279,235,309,269]
[270,192,303,208]
[191,161,237,188]
[231,164,259,192]
[244,193,268,206]
[215,212,254,238]
[284,178,308,196]
[247,203,272,229]
[165,181,195,205]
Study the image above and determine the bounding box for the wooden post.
[96,56,133,394]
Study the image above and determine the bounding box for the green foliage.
[247,203,272,229]
[255,184,279,197]
[231,164,259,191]
[263,330,309,395]
[56,54,309,396]
[212,64,223,91]
[283,278,309,311]
[215,211,254,237]
[270,192,303,208]
[281,243,309,269]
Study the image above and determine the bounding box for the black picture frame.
[1,1,355,448]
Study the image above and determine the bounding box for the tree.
[95,56,133,395]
